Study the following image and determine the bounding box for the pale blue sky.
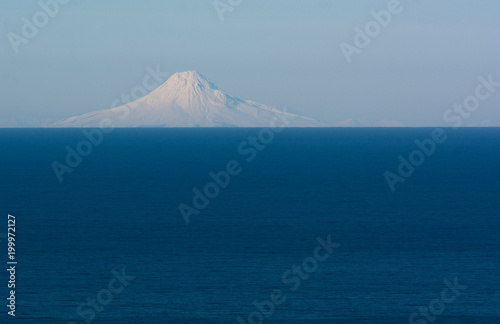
[1,0,499,126]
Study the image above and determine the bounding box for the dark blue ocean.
[0,128,499,323]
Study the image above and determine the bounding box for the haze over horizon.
[1,0,499,127]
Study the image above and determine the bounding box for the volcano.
[51,71,323,127]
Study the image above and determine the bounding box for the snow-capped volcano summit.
[143,71,243,115]
[51,71,322,127]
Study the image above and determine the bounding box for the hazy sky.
[1,0,499,126]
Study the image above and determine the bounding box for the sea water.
[0,128,498,323]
